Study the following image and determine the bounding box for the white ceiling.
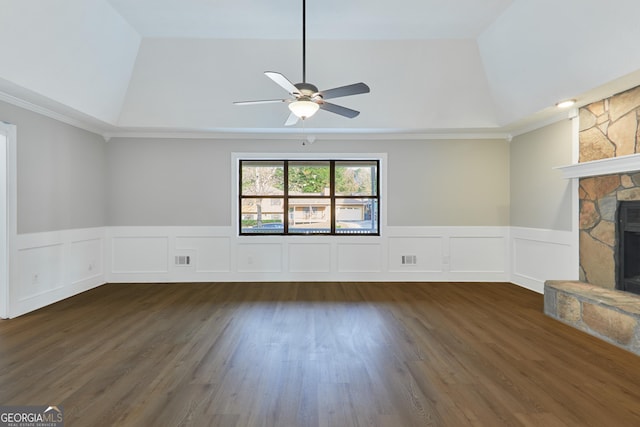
[106,0,513,40]
[1,0,640,138]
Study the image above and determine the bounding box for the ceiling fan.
[234,0,370,126]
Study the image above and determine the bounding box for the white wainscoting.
[105,226,512,283]
[7,225,579,317]
[11,227,106,317]
[510,226,578,293]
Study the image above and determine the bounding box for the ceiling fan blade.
[320,82,370,100]
[284,112,299,126]
[319,102,360,118]
[234,99,288,105]
[265,71,299,95]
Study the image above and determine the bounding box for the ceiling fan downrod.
[233,0,370,125]
[302,0,307,83]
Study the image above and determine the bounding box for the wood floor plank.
[1,281,640,426]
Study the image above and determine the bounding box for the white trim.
[509,227,577,294]
[11,227,106,318]
[0,128,7,317]
[506,110,572,139]
[0,90,112,138]
[105,129,511,141]
[0,81,610,143]
[105,225,511,283]
[7,224,578,316]
[555,153,640,179]
[570,115,580,281]
[0,123,16,319]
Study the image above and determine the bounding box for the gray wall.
[0,96,517,231]
[510,119,573,231]
[0,101,106,234]
[107,137,510,227]
[106,138,229,226]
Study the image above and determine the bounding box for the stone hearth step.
[544,280,640,356]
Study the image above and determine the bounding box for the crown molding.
[0,90,113,138]
[504,109,575,140]
[0,90,566,143]
[104,128,511,141]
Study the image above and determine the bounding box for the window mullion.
[330,161,336,234]
[238,160,243,235]
[284,160,289,233]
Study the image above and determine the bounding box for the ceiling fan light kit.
[234,0,370,126]
[289,99,319,119]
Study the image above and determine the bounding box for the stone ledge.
[544,280,640,356]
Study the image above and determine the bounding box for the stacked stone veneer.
[579,85,640,162]
[544,85,640,356]
[545,281,640,355]
[579,173,640,288]
[579,85,640,288]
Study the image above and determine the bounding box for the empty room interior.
[2,0,640,425]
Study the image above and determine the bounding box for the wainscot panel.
[111,236,169,274]
[7,225,578,317]
[450,236,506,273]
[510,227,578,293]
[175,236,230,273]
[387,236,443,273]
[288,243,331,273]
[11,228,106,317]
[105,226,513,283]
[237,243,283,273]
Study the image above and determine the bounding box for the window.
[240,159,379,235]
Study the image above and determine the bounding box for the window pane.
[335,199,378,235]
[288,198,331,234]
[335,161,377,196]
[241,198,284,233]
[288,161,330,196]
[241,161,284,195]
[239,159,379,236]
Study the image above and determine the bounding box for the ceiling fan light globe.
[289,100,319,119]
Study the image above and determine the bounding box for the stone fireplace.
[545,85,640,355]
[579,172,640,291]
[578,85,640,290]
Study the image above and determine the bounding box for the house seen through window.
[239,160,379,235]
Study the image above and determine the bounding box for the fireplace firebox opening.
[617,201,640,295]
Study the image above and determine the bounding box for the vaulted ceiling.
[1,0,640,138]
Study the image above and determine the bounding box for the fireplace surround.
[547,165,640,355]
[578,172,640,290]
[545,84,640,355]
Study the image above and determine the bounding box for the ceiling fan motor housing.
[295,82,320,97]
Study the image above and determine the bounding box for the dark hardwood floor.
[1,282,639,426]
